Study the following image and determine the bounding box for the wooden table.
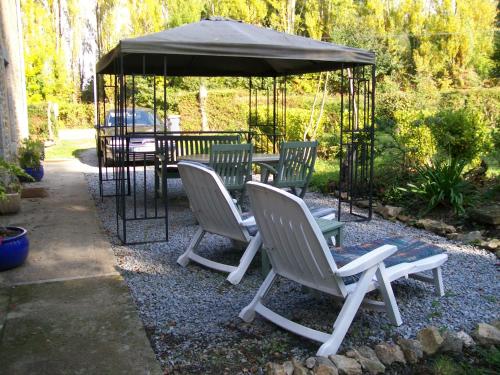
[178,153,280,164]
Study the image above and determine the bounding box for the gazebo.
[95,17,376,244]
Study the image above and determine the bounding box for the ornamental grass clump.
[401,158,474,216]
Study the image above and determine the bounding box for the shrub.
[401,158,474,215]
[58,103,94,129]
[427,107,492,164]
[393,109,436,169]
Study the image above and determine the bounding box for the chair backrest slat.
[247,181,345,295]
[209,143,253,191]
[276,141,317,188]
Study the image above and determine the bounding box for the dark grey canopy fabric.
[97,17,375,76]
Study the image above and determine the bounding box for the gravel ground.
[84,163,499,374]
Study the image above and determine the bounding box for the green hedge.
[28,102,94,140]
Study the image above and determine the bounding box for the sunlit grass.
[310,158,339,193]
[45,139,96,160]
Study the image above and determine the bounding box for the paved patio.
[0,159,161,374]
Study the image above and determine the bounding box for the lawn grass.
[310,158,339,193]
[45,139,96,160]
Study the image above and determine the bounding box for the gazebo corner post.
[338,64,345,221]
[163,55,168,241]
[118,51,127,244]
[95,69,103,199]
[272,76,277,154]
[368,64,376,220]
[247,77,252,144]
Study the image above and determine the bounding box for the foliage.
[18,138,44,169]
[58,103,95,129]
[0,159,33,200]
[393,109,436,169]
[427,107,492,163]
[401,158,473,215]
[309,159,339,193]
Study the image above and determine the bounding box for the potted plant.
[0,226,29,270]
[0,158,33,214]
[18,138,45,181]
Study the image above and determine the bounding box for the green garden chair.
[209,143,253,202]
[259,140,317,198]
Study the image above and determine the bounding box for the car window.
[106,110,163,127]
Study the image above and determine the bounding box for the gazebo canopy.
[96,17,375,77]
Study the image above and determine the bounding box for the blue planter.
[0,227,29,271]
[24,165,44,182]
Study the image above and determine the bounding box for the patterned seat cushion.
[242,206,336,237]
[331,236,445,269]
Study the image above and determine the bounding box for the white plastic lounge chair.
[240,181,448,356]
[177,161,336,285]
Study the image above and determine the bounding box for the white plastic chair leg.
[318,265,378,356]
[227,233,262,285]
[375,263,403,326]
[433,267,444,296]
[239,270,277,322]
[177,228,205,267]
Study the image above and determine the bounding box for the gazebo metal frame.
[95,18,375,244]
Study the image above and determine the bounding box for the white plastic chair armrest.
[336,244,398,278]
[240,216,256,227]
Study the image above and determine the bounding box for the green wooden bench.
[154,134,241,194]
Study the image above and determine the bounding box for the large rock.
[376,205,403,219]
[490,320,500,330]
[305,357,317,369]
[328,355,362,375]
[315,357,338,375]
[265,362,286,375]
[397,338,423,364]
[417,326,444,355]
[472,323,500,346]
[373,343,406,365]
[292,359,309,375]
[459,230,483,244]
[356,200,377,209]
[441,331,464,353]
[416,219,456,236]
[470,205,500,225]
[456,331,476,348]
[282,361,294,375]
[345,347,385,374]
[480,238,500,251]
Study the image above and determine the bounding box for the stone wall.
[0,0,29,161]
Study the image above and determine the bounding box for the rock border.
[264,322,500,375]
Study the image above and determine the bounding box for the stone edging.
[265,321,500,375]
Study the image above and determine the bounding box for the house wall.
[0,0,29,161]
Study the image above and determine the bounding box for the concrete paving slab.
[0,276,162,375]
[0,160,118,286]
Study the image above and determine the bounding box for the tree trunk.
[198,83,209,131]
[311,71,329,139]
[304,73,322,140]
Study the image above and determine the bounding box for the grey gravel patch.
[85,169,499,373]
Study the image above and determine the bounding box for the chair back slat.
[209,143,253,191]
[276,141,317,188]
[247,181,345,295]
[178,161,249,242]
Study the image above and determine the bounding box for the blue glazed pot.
[24,165,44,182]
[0,227,29,271]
